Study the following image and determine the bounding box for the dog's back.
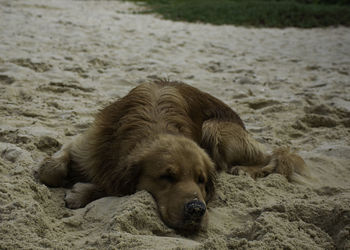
[93,80,244,163]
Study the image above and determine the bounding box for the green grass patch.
[126,0,350,28]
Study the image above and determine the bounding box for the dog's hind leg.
[201,120,309,181]
[201,120,269,171]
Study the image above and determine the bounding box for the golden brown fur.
[38,80,309,232]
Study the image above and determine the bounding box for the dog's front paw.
[65,191,84,209]
[65,183,90,209]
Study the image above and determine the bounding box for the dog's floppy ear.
[205,166,217,202]
[112,162,142,195]
[110,145,153,195]
[105,152,144,195]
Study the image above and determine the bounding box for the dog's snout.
[184,199,206,219]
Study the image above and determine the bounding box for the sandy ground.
[1,0,350,249]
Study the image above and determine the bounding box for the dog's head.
[126,135,216,233]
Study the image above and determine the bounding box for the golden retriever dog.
[38,80,309,232]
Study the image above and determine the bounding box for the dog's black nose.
[184,199,206,220]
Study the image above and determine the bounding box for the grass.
[126,0,350,28]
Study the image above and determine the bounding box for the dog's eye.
[160,174,176,183]
[198,175,205,184]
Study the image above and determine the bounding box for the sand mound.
[1,0,349,249]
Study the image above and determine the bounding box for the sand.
[0,0,350,249]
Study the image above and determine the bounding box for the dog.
[38,79,309,232]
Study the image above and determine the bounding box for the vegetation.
[126,0,350,28]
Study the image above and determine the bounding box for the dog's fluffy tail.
[262,147,311,183]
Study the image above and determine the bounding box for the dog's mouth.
[181,218,203,232]
[159,211,204,233]
[157,199,208,233]
[168,212,207,234]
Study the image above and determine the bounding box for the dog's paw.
[228,166,269,180]
[250,170,268,179]
[65,183,90,209]
[65,183,106,209]
[228,167,246,176]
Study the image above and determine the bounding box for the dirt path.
[1,0,350,249]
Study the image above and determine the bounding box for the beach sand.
[0,0,349,249]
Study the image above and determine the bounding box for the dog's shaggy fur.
[38,80,309,232]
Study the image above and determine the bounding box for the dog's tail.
[261,147,311,183]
